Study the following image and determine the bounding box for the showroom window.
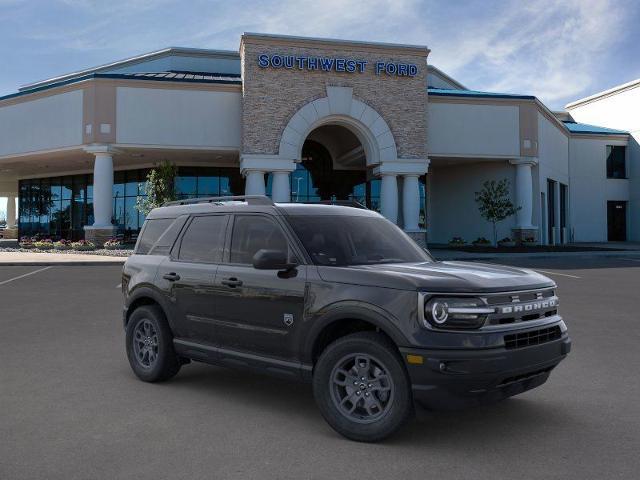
[18,167,244,242]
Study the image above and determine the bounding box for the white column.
[271,171,290,203]
[92,151,114,227]
[380,174,399,224]
[511,158,536,229]
[6,195,16,228]
[244,170,266,196]
[402,175,421,231]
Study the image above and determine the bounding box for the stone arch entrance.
[278,86,398,166]
[240,86,428,232]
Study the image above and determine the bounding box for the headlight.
[422,297,494,329]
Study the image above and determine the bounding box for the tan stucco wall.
[240,35,428,160]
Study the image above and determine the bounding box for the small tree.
[136,160,178,215]
[474,179,520,246]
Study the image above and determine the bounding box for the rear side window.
[178,215,228,263]
[229,215,288,264]
[136,218,174,254]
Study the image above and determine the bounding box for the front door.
[212,214,306,362]
[607,201,627,241]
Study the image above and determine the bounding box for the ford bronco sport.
[122,195,570,442]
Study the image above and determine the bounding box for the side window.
[229,215,288,264]
[136,218,174,254]
[149,215,187,256]
[606,145,626,179]
[178,215,227,263]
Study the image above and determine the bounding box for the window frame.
[222,213,306,267]
[171,214,230,265]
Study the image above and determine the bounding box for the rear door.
[212,214,307,362]
[157,214,229,343]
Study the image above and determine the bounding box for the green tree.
[136,161,178,215]
[474,179,520,246]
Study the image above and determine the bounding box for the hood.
[317,261,555,293]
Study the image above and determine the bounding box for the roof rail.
[311,200,368,209]
[163,195,274,207]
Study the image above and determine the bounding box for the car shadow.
[160,362,578,444]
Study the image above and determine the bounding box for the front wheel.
[313,332,413,442]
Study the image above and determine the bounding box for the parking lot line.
[621,258,640,263]
[0,266,52,286]
[534,269,581,279]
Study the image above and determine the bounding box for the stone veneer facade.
[240,34,429,161]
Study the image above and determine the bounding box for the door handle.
[163,272,181,281]
[221,277,243,288]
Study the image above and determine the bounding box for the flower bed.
[497,237,516,247]
[71,240,96,251]
[54,239,73,251]
[103,238,124,250]
[448,236,466,247]
[472,237,491,246]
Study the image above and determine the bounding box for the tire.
[125,305,181,382]
[313,331,413,442]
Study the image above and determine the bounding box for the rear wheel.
[126,305,181,382]
[313,332,413,442]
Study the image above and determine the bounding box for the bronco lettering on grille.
[499,298,557,314]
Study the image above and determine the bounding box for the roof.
[562,121,628,135]
[114,71,240,82]
[0,71,241,103]
[19,47,240,92]
[428,87,535,100]
[148,200,378,219]
[427,66,466,90]
[565,78,640,109]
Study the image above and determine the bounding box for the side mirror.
[252,249,297,270]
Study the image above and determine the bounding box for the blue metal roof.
[0,71,242,102]
[562,121,628,135]
[428,87,535,100]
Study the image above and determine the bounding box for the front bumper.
[400,333,571,410]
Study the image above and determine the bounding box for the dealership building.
[0,33,637,245]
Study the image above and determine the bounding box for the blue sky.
[1,0,640,215]
[1,0,639,109]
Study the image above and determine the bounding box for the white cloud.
[426,0,631,107]
[3,0,635,108]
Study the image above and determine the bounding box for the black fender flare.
[124,285,175,331]
[302,301,410,365]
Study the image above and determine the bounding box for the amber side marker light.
[406,354,424,365]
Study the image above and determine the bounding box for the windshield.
[287,215,432,266]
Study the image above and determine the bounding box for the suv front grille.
[484,288,558,326]
[504,326,562,350]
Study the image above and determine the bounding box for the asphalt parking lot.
[1,257,639,480]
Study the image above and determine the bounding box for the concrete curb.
[0,260,126,266]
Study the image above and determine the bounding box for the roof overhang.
[565,78,640,110]
[19,47,240,93]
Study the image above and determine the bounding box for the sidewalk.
[0,251,127,266]
[431,248,640,261]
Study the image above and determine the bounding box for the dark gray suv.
[122,195,570,442]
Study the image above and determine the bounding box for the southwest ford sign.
[257,54,418,77]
